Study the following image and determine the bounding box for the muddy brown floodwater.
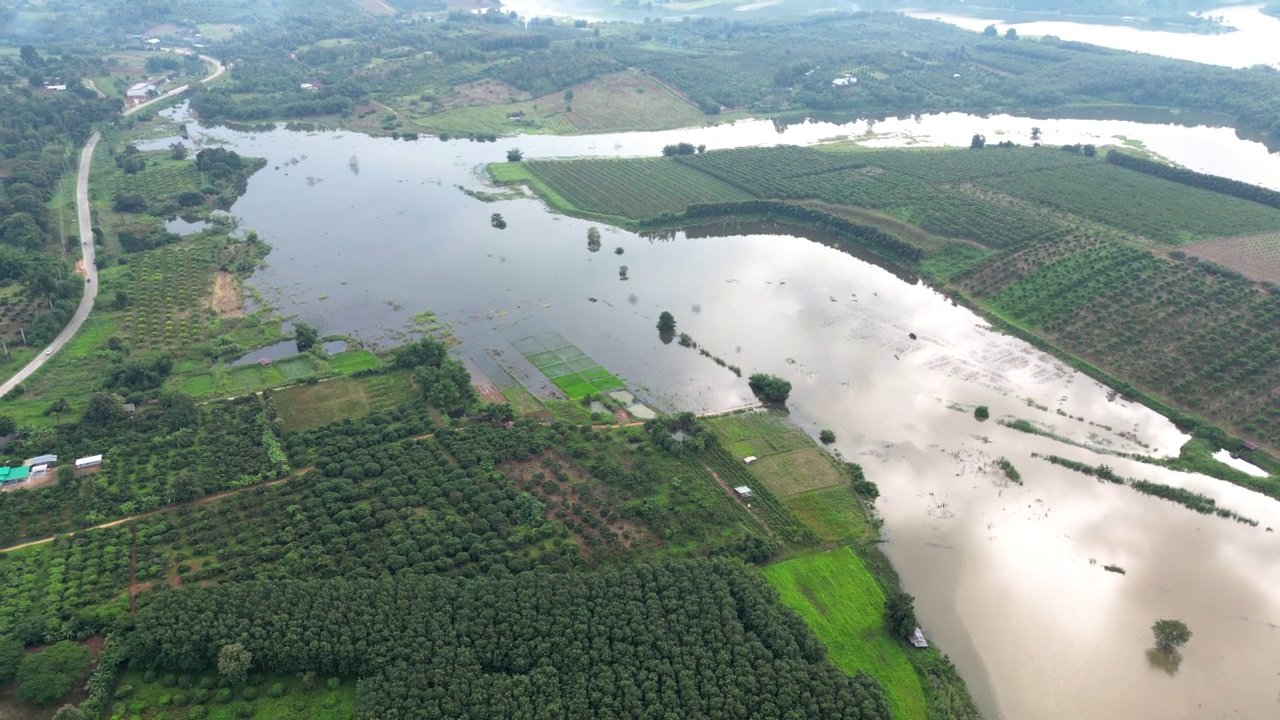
[151,102,1280,719]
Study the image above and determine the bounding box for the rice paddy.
[511,331,623,399]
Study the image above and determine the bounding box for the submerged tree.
[819,429,836,444]
[974,405,990,421]
[748,373,791,403]
[294,322,318,352]
[970,133,986,150]
[587,227,601,252]
[506,147,523,162]
[1152,619,1192,653]
[657,311,677,335]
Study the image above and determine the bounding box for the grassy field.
[706,411,846,497]
[273,370,416,432]
[784,486,874,543]
[416,69,707,136]
[763,549,928,720]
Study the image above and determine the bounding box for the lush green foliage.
[127,560,895,719]
[15,640,92,706]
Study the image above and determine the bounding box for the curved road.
[0,54,225,397]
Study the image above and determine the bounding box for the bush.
[240,686,257,701]
[268,682,285,698]
[326,677,341,690]
[214,687,232,703]
[819,429,835,444]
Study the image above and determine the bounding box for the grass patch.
[274,371,415,432]
[327,349,379,374]
[763,548,927,720]
[749,447,846,497]
[784,486,874,543]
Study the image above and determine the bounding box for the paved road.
[0,54,226,396]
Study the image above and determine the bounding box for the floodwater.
[908,4,1280,69]
[163,106,1280,719]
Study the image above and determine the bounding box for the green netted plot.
[513,332,624,399]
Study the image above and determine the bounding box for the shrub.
[268,682,285,698]
[326,677,341,690]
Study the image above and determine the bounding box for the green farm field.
[273,370,416,432]
[785,486,874,543]
[521,158,752,219]
[512,332,624,399]
[979,163,1280,245]
[763,549,928,720]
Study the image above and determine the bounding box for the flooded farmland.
[162,106,1280,719]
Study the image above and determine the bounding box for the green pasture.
[763,549,927,720]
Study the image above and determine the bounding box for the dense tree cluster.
[128,559,893,720]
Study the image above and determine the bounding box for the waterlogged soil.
[164,105,1280,720]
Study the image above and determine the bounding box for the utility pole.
[1,340,8,358]
[19,328,26,346]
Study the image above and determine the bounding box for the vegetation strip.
[1032,453,1259,526]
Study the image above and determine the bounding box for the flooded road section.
[164,109,1280,719]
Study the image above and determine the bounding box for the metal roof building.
[25,454,58,466]
[0,466,31,484]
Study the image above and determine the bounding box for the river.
[158,105,1280,719]
[907,4,1280,69]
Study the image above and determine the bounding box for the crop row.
[961,233,1280,444]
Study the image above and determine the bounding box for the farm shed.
[743,456,758,465]
[25,454,58,466]
[29,464,50,475]
[75,454,104,469]
[734,486,754,498]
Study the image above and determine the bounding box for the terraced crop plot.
[512,332,623,399]
[524,158,752,219]
[1176,232,1280,284]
